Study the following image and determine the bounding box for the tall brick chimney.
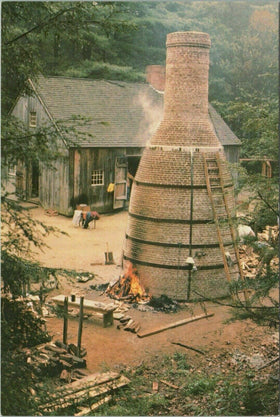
[146,65,165,92]
[124,32,241,300]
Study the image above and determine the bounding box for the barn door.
[113,156,127,209]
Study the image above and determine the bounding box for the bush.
[1,297,51,415]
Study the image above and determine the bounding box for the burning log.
[106,263,150,303]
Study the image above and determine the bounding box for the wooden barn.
[8,72,241,215]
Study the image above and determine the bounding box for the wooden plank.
[137,313,214,338]
[40,375,130,412]
[63,297,68,345]
[258,356,279,370]
[41,372,120,408]
[52,371,120,394]
[74,395,112,416]
[160,380,179,390]
[171,342,205,355]
[52,295,116,313]
[77,297,84,357]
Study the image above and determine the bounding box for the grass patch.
[94,351,279,416]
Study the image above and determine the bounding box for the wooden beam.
[77,297,84,358]
[137,313,214,338]
[160,380,179,390]
[40,375,130,412]
[74,395,112,416]
[171,341,205,355]
[63,297,68,345]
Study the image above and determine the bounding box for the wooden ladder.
[203,155,231,282]
[203,153,244,288]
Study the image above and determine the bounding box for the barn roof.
[32,75,241,148]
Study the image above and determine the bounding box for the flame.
[106,263,150,303]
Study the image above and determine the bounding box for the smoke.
[135,90,163,145]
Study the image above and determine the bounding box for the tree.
[1,4,138,414]
[1,1,138,114]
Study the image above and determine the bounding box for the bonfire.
[106,263,150,303]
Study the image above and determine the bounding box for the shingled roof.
[32,75,163,148]
[32,75,240,148]
[208,104,241,146]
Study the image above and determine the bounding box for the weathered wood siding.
[69,147,129,213]
[39,156,71,215]
[223,145,240,164]
[11,94,70,213]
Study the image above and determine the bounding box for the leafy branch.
[4,4,82,45]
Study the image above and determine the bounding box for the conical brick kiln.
[124,31,242,300]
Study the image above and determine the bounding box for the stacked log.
[116,316,141,333]
[39,371,130,414]
[24,341,87,378]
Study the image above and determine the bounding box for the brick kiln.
[124,31,242,300]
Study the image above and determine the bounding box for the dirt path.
[31,207,127,285]
[30,207,276,373]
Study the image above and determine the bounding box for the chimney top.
[166,31,211,49]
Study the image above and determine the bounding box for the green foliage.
[1,1,138,114]
[173,351,191,370]
[1,350,39,416]
[1,297,51,351]
[187,377,216,395]
[238,173,278,231]
[2,1,277,162]
[1,251,48,297]
[95,354,278,416]
[98,390,168,416]
[1,296,51,416]
[214,94,278,159]
[63,61,145,82]
[1,114,94,168]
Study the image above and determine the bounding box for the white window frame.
[91,169,104,186]
[29,111,37,127]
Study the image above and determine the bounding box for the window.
[29,111,37,127]
[91,170,104,186]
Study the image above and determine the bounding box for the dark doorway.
[31,161,39,197]
[127,156,141,177]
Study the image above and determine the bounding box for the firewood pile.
[116,315,141,333]
[38,371,130,415]
[23,340,87,379]
[239,245,260,278]
[239,225,279,278]
[257,225,279,244]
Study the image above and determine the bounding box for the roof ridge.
[38,74,147,86]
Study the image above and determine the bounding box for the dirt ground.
[29,206,278,374]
